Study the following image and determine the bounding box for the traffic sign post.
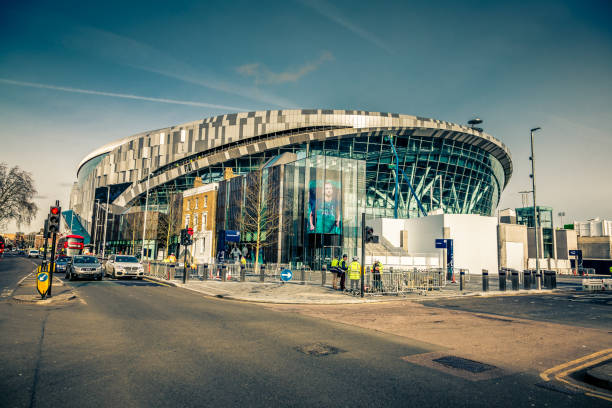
[569,249,582,275]
[280,269,293,282]
[36,267,50,299]
[435,239,454,281]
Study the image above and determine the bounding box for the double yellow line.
[540,348,612,402]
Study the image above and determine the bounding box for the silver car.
[105,255,144,279]
[65,255,103,281]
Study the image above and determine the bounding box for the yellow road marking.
[556,374,612,402]
[539,348,612,402]
[143,278,171,287]
[540,348,612,381]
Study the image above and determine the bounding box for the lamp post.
[141,155,152,260]
[530,127,541,283]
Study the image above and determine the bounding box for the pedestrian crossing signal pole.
[361,212,365,298]
[48,201,61,297]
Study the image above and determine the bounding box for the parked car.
[105,255,144,279]
[55,256,72,273]
[65,255,103,281]
[27,249,39,258]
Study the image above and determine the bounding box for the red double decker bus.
[57,234,84,257]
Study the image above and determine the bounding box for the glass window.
[204,196,208,208]
[160,132,165,145]
[181,129,186,143]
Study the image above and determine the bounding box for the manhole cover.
[296,343,343,357]
[432,356,496,373]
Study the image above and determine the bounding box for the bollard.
[203,264,209,280]
[535,272,542,290]
[300,266,306,285]
[543,270,550,289]
[523,270,531,290]
[459,270,465,291]
[260,264,265,282]
[240,264,246,282]
[498,270,507,291]
[511,271,519,290]
[221,265,227,282]
[321,264,326,286]
[551,270,557,289]
[482,269,489,292]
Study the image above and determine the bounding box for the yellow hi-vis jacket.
[373,262,383,274]
[349,261,361,280]
[330,258,339,268]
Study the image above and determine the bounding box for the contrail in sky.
[0,78,249,112]
[298,0,395,54]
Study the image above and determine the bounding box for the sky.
[1,0,611,233]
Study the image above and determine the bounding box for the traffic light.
[48,206,61,234]
[365,226,379,244]
[180,229,193,246]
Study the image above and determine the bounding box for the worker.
[349,256,361,292]
[167,253,177,263]
[372,259,383,292]
[339,254,348,291]
[240,255,247,267]
[330,255,339,290]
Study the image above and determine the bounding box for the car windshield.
[73,256,98,264]
[116,256,139,263]
[57,257,71,263]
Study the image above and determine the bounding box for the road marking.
[540,348,612,381]
[143,278,171,287]
[540,348,612,402]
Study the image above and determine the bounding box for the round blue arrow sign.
[38,274,49,282]
[280,269,292,282]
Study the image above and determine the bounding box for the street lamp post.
[141,155,152,260]
[530,127,541,287]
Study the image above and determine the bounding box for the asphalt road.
[0,256,607,407]
[421,291,612,330]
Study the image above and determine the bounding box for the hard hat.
[352,256,358,261]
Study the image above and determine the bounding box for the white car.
[105,255,145,279]
[28,249,40,258]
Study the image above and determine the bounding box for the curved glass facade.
[141,132,502,218]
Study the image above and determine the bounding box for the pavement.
[151,273,585,304]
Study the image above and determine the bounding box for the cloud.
[0,78,250,112]
[62,26,296,108]
[236,52,334,85]
[298,0,395,54]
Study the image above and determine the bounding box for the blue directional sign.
[569,249,582,256]
[280,269,293,282]
[435,239,447,249]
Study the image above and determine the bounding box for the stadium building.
[69,109,512,264]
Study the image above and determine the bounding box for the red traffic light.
[50,206,60,215]
[187,228,193,236]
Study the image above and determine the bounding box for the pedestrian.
[330,255,339,290]
[372,259,383,292]
[339,254,348,291]
[349,257,361,292]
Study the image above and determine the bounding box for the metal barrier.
[365,268,446,295]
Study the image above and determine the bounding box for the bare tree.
[241,169,286,267]
[0,163,38,230]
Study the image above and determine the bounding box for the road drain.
[432,356,496,373]
[296,343,344,357]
